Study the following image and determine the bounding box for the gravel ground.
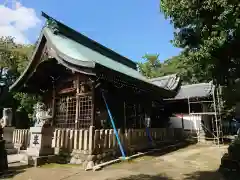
[2,144,228,180]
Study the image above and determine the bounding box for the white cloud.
[0,2,42,44]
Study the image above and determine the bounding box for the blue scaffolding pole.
[145,116,154,147]
[146,127,153,145]
[101,90,126,160]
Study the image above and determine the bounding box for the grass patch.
[110,155,155,168]
[40,163,81,168]
[133,155,155,162]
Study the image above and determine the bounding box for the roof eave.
[10,29,96,93]
[9,30,46,92]
[43,27,96,69]
[41,12,138,70]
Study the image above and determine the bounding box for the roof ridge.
[41,12,138,70]
[150,74,178,81]
[181,82,212,88]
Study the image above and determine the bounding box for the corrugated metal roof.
[174,81,214,100]
[150,74,181,91]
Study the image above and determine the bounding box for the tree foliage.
[0,37,34,85]
[138,54,162,78]
[158,0,240,117]
[160,0,240,86]
[0,36,38,123]
[138,53,196,84]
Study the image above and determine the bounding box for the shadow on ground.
[0,164,29,179]
[220,170,240,180]
[113,170,225,180]
[112,174,173,180]
[184,171,224,180]
[129,140,196,161]
[186,170,240,180]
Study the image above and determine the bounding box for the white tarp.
[170,114,202,130]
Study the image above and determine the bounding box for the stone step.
[20,153,29,164]
[17,152,37,165]
[8,154,22,163]
[7,153,28,164]
[6,148,18,155]
[5,143,14,149]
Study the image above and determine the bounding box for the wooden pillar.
[51,81,56,126]
[91,80,96,126]
[75,75,80,129]
[181,113,184,129]
[123,101,126,132]
[66,97,69,126]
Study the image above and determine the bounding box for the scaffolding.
[187,85,223,146]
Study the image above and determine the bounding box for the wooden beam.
[51,86,56,126]
[91,80,96,126]
[58,87,76,94]
[75,74,80,129]
[66,97,69,126]
[123,101,126,131]
[76,92,91,96]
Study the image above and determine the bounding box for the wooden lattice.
[55,93,93,129]
[55,96,76,128]
[125,103,137,128]
[77,95,92,129]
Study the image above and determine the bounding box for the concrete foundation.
[0,140,8,173]
[3,127,18,154]
[25,126,56,166]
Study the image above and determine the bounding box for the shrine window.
[55,95,76,128]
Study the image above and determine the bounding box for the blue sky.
[6,0,182,62]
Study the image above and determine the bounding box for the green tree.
[0,36,34,75]
[138,52,195,84]
[160,0,240,118]
[138,54,162,78]
[160,0,240,86]
[157,53,195,84]
[0,36,38,125]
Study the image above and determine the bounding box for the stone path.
[3,144,227,180]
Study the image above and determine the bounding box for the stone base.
[27,126,54,157]
[23,126,55,167]
[3,127,18,155]
[6,148,18,155]
[27,147,54,157]
[22,154,58,167]
[5,142,18,155]
[69,149,118,170]
[14,143,23,152]
[5,142,14,149]
[3,127,15,143]
[0,140,8,173]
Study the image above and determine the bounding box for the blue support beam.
[101,90,126,159]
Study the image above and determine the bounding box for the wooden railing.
[12,129,30,149]
[12,127,183,153]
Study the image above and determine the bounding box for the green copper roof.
[10,12,176,98]
[42,12,138,70]
[44,28,149,83]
